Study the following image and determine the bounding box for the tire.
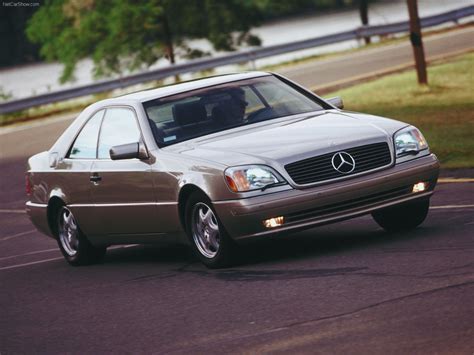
[372,198,430,232]
[184,192,236,268]
[56,206,106,266]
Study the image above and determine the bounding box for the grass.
[326,52,474,168]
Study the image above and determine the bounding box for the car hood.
[168,110,406,167]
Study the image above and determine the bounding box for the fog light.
[412,182,428,193]
[263,216,284,228]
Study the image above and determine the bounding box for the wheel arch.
[47,196,65,238]
[178,184,210,230]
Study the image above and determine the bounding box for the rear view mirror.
[326,96,344,109]
[110,142,148,160]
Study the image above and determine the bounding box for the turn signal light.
[412,182,428,193]
[263,216,284,228]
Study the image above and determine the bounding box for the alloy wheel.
[58,207,79,256]
[191,202,220,258]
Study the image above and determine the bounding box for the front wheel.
[185,192,236,268]
[57,206,106,266]
[372,199,430,232]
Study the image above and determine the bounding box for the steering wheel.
[246,107,274,122]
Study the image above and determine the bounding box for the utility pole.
[407,0,428,85]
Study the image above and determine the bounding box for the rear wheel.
[57,206,106,266]
[185,192,236,268]
[372,199,430,232]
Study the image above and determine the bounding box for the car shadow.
[234,222,430,267]
[104,243,193,265]
[102,217,432,270]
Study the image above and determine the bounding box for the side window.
[69,110,104,159]
[97,108,141,159]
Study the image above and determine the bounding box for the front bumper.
[213,154,440,241]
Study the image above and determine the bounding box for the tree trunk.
[162,15,175,65]
[359,0,371,44]
[162,14,180,82]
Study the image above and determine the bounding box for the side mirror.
[110,142,148,160]
[326,96,344,109]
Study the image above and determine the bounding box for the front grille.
[285,184,413,223]
[285,142,392,185]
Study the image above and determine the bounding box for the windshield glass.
[143,75,327,147]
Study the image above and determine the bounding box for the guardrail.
[1,5,473,114]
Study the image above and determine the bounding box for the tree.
[27,0,262,83]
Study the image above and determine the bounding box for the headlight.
[225,165,286,192]
[394,126,428,157]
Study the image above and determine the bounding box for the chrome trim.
[26,201,48,208]
[289,141,395,188]
[69,202,178,208]
[331,151,356,174]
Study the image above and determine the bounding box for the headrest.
[173,101,207,126]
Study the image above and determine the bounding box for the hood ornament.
[331,152,355,174]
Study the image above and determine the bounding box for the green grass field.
[327,52,474,168]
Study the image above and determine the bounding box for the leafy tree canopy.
[27,0,263,82]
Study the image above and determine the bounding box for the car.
[26,71,440,268]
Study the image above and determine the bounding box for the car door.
[89,106,159,240]
[58,109,105,236]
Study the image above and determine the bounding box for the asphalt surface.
[1,26,474,354]
[279,26,474,90]
[0,182,473,354]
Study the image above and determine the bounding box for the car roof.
[108,71,271,104]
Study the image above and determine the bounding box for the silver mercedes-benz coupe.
[26,72,440,268]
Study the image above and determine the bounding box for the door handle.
[90,173,102,184]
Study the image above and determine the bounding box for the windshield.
[143,75,328,147]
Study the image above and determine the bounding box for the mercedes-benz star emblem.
[331,152,356,174]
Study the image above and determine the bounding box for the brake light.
[25,173,32,196]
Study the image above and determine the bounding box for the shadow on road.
[102,223,431,273]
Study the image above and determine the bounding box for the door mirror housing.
[326,96,344,109]
[110,142,148,160]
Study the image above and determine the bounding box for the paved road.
[0,182,473,353]
[1,26,474,354]
[279,26,474,90]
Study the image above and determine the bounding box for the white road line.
[0,248,59,261]
[0,244,139,271]
[430,205,474,209]
[0,229,36,241]
[0,257,63,271]
[0,209,26,214]
[438,178,474,183]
